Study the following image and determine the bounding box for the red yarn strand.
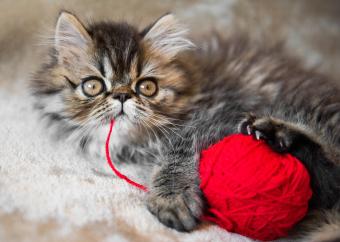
[105,119,148,192]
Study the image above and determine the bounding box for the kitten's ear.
[54,11,92,53]
[142,14,194,59]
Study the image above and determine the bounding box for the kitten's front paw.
[147,187,203,232]
[239,114,298,153]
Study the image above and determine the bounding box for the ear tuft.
[143,14,194,59]
[55,11,91,52]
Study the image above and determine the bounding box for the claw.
[255,130,262,140]
[279,140,284,148]
[247,125,252,135]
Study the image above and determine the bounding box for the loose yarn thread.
[105,119,147,191]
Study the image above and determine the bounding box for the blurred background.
[0,0,340,85]
[0,1,340,242]
[1,0,340,88]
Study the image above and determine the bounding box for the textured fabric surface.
[0,88,254,242]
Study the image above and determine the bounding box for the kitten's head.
[32,11,195,141]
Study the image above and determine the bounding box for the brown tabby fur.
[31,11,340,242]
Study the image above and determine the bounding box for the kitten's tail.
[297,206,340,242]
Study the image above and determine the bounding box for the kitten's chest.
[82,125,128,160]
[85,125,161,166]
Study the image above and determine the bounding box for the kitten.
[31,11,340,241]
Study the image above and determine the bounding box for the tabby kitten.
[31,11,340,241]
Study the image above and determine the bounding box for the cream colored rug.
[0,86,253,242]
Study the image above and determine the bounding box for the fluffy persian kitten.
[31,12,340,241]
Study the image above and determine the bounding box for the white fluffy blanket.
[0,86,256,242]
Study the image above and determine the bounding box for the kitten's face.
[32,12,194,140]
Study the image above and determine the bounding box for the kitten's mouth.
[115,113,126,119]
[118,110,125,116]
[104,111,128,124]
[102,105,133,125]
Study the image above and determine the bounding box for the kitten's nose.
[113,93,131,103]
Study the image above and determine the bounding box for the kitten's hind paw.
[239,115,300,153]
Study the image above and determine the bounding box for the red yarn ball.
[199,134,312,241]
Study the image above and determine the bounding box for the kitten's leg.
[146,137,203,232]
[239,114,340,209]
[293,207,340,242]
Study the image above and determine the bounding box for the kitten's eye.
[136,78,158,97]
[81,77,105,97]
